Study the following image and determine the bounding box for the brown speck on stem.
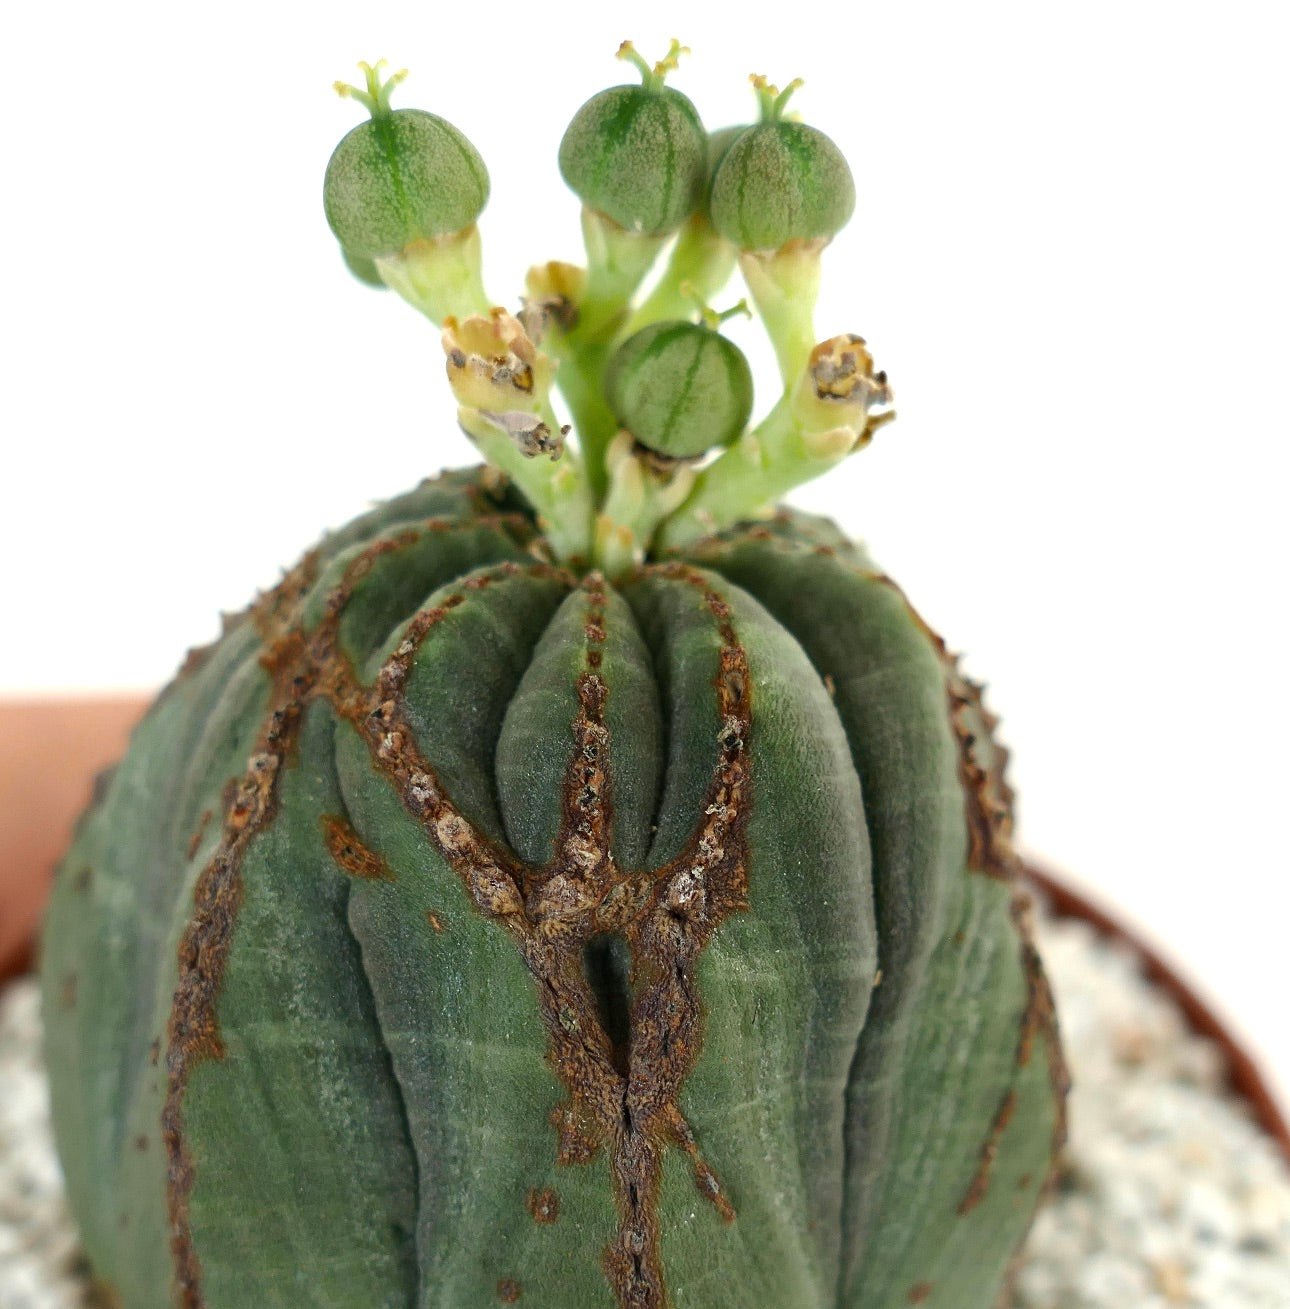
[959,1090,1017,1216]
[87,1278,123,1309]
[526,1186,560,1224]
[907,1281,934,1304]
[320,814,395,882]
[186,811,213,861]
[496,1278,522,1303]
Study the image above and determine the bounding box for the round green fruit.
[698,124,749,226]
[558,47,706,235]
[341,247,387,288]
[709,80,854,251]
[324,107,489,258]
[605,320,754,458]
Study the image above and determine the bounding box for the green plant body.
[41,45,1068,1309]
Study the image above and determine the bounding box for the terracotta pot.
[3,696,1287,1167]
[0,697,149,983]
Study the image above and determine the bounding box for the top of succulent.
[324,45,894,577]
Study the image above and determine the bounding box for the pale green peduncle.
[375,228,492,325]
[623,216,737,335]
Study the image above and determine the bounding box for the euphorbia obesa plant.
[42,43,1068,1309]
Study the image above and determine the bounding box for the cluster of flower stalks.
[41,42,1068,1309]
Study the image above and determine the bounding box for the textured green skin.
[558,86,706,235]
[709,123,855,251]
[342,247,388,288]
[42,467,1064,1308]
[324,109,490,257]
[605,322,754,458]
[698,126,748,225]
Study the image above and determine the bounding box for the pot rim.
[1024,861,1290,1164]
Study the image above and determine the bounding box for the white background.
[3,3,1288,1104]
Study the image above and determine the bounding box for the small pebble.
[2,910,1289,1307]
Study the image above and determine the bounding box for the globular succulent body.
[42,471,1065,1308]
[41,45,1067,1309]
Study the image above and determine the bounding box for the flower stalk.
[594,433,697,576]
[656,334,894,550]
[375,227,491,324]
[737,241,825,389]
[623,215,738,336]
[443,311,594,560]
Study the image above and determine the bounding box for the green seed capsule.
[605,320,754,458]
[558,41,707,235]
[698,124,749,226]
[324,64,489,259]
[341,247,387,288]
[709,77,855,251]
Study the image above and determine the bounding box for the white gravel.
[1010,915,1290,1309]
[2,910,1289,1308]
[0,984,89,1309]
